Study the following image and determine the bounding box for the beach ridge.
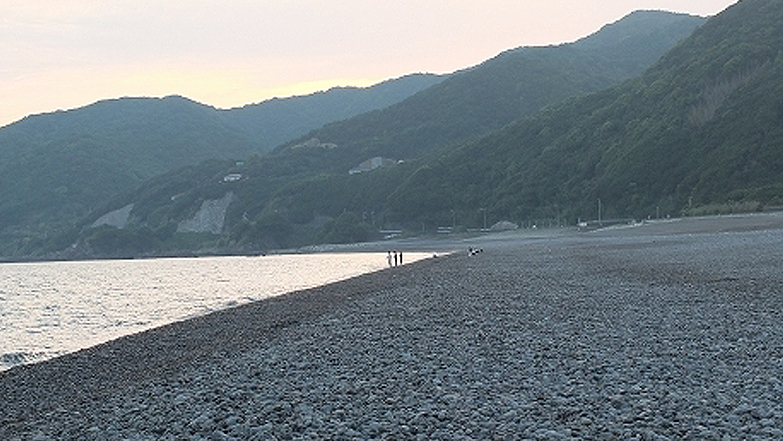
[2,215,783,439]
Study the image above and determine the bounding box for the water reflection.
[0,253,429,370]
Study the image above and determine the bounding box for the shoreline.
[3,212,783,438]
[4,211,780,265]
[0,251,439,373]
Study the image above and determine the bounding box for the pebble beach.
[2,214,783,440]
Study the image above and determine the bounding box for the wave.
[0,351,52,371]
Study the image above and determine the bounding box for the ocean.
[0,252,428,371]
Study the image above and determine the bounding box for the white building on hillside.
[349,157,398,175]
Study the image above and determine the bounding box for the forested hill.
[0,73,444,179]
[53,10,715,258]
[0,96,254,180]
[385,0,783,224]
[0,75,442,257]
[0,96,257,250]
[266,10,705,176]
[220,73,446,154]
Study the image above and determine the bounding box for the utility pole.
[598,198,602,226]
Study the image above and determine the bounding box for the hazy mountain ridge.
[266,11,705,177]
[51,10,716,258]
[235,2,783,242]
[220,73,446,153]
[0,76,444,257]
[384,0,783,224]
[0,96,256,247]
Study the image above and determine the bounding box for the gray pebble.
[3,221,783,439]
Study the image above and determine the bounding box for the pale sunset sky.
[1,0,737,127]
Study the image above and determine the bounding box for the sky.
[1,0,737,128]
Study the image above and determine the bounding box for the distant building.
[349,157,398,175]
[292,138,338,150]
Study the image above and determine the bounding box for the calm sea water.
[0,252,428,371]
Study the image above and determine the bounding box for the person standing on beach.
[393,251,398,267]
[399,251,403,265]
[387,251,393,267]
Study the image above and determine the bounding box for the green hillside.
[220,73,446,153]
[385,0,783,225]
[267,11,705,176]
[56,10,712,258]
[0,96,257,256]
[233,1,782,242]
[0,77,442,257]
[0,96,255,179]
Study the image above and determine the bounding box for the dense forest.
[54,10,712,258]
[220,73,446,153]
[0,75,443,257]
[385,0,783,225]
[270,11,705,176]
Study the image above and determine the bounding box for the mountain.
[57,10,711,258]
[264,10,706,176]
[0,75,443,257]
[0,95,254,180]
[220,73,446,154]
[383,0,783,225]
[0,96,257,255]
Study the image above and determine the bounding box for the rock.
[5,218,783,439]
